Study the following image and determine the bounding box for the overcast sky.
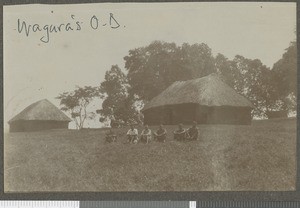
[4,2,296,130]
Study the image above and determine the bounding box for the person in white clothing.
[127,124,138,144]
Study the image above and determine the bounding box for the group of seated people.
[126,124,167,144]
[173,122,199,141]
[105,121,199,144]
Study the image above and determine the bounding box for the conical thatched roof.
[143,73,254,111]
[8,99,72,124]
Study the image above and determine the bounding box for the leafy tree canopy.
[56,86,100,129]
[271,41,297,112]
[124,41,216,101]
[98,65,140,125]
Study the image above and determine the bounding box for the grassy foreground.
[4,118,296,192]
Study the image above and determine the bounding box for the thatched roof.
[143,73,254,111]
[8,99,72,124]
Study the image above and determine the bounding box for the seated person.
[127,124,138,144]
[105,129,117,143]
[173,123,187,141]
[140,125,152,144]
[186,121,199,140]
[153,124,167,142]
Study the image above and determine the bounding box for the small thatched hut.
[8,99,71,132]
[142,74,254,125]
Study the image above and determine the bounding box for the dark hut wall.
[171,104,198,124]
[143,104,198,125]
[143,104,252,125]
[205,106,252,125]
[9,120,69,132]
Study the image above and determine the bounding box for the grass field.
[4,118,296,192]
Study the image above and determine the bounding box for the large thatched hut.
[142,74,254,125]
[8,99,71,132]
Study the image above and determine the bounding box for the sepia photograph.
[3,2,296,192]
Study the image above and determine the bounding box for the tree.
[56,86,100,129]
[216,46,297,118]
[124,41,216,102]
[180,43,216,78]
[98,65,140,125]
[226,55,275,118]
[215,53,235,88]
[271,41,297,113]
